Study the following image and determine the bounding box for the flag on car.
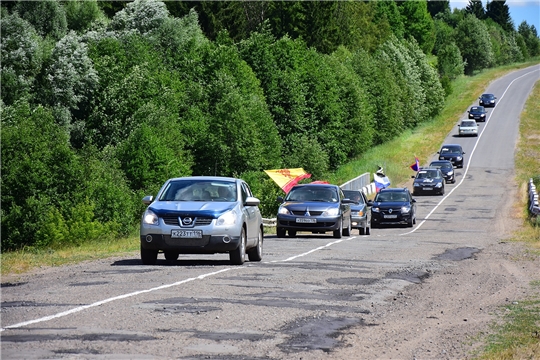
[264,168,312,194]
[373,172,391,192]
[410,157,420,172]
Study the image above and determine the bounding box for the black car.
[342,189,371,235]
[429,160,455,184]
[438,144,465,168]
[468,106,487,122]
[412,167,445,195]
[479,93,497,107]
[276,184,353,238]
[370,188,416,228]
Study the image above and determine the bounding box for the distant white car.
[458,119,478,137]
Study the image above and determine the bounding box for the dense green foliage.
[1,0,539,251]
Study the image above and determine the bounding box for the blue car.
[343,189,371,235]
[276,184,353,238]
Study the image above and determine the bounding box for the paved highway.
[1,65,539,360]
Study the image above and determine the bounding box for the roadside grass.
[1,235,139,277]
[474,71,540,360]
[1,60,538,280]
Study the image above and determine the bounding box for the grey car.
[140,176,264,265]
[342,189,371,235]
[276,184,353,238]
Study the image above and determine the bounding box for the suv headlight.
[436,183,443,188]
[323,208,339,216]
[401,206,411,213]
[372,207,380,213]
[143,209,159,225]
[217,210,237,226]
[457,156,462,161]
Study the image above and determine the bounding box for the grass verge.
[474,69,540,360]
[1,60,538,280]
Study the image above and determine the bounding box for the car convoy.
[139,94,493,264]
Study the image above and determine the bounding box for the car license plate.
[424,187,433,190]
[296,218,316,223]
[384,215,398,219]
[171,230,202,238]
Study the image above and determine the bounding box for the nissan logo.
[182,217,193,225]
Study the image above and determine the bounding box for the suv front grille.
[162,216,213,226]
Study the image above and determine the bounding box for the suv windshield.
[159,180,237,202]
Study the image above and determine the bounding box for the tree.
[465,0,485,20]
[486,0,514,32]
[397,0,435,54]
[64,0,108,33]
[427,0,450,18]
[41,31,99,131]
[110,0,169,34]
[0,9,44,105]
[14,0,67,40]
[518,21,540,57]
[455,14,494,74]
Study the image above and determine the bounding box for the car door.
[339,188,352,227]
[241,181,258,245]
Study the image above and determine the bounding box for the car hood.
[149,201,236,218]
[350,203,367,211]
[414,178,443,185]
[372,201,410,208]
[282,201,339,211]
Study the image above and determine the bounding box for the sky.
[449,0,540,32]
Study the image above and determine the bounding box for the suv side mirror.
[277,196,284,203]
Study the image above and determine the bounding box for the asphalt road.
[1,65,539,360]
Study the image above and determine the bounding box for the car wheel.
[359,226,365,235]
[141,246,158,265]
[366,226,371,235]
[440,186,445,195]
[230,228,246,265]
[288,230,297,237]
[247,227,263,262]
[333,218,342,238]
[276,227,286,238]
[164,251,179,261]
[343,217,351,236]
[407,217,414,227]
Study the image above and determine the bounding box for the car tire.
[230,228,246,265]
[288,230,297,237]
[247,227,263,262]
[407,217,414,227]
[343,218,351,236]
[366,226,371,235]
[333,218,342,238]
[164,251,179,261]
[359,226,365,235]
[141,246,158,265]
[276,227,286,238]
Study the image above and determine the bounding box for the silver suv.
[140,176,263,265]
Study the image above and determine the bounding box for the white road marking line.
[4,67,537,332]
[400,67,540,236]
